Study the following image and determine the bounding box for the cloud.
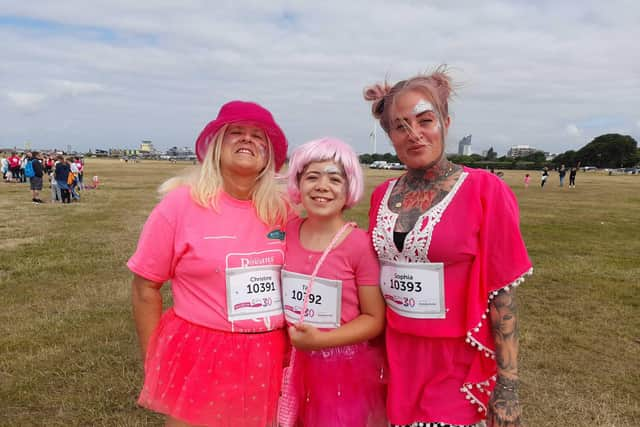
[0,1,639,154]
[5,80,107,115]
[52,80,106,98]
[6,91,48,113]
[565,124,582,137]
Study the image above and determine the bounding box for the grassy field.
[1,158,639,426]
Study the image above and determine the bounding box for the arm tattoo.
[487,288,522,426]
[490,288,519,376]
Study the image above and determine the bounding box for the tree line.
[358,133,639,170]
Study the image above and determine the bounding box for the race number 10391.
[246,278,277,294]
[226,267,283,322]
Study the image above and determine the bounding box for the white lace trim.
[372,172,468,262]
[460,378,494,413]
[464,267,534,358]
[460,267,534,412]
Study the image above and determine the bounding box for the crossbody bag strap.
[297,221,356,323]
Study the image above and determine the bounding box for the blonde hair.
[159,125,288,227]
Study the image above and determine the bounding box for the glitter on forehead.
[412,99,435,115]
[323,164,342,174]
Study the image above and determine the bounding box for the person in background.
[524,173,531,189]
[1,155,8,181]
[44,156,54,175]
[54,155,71,203]
[7,152,21,183]
[74,157,85,190]
[29,152,44,203]
[541,167,549,188]
[569,166,577,188]
[364,66,532,427]
[19,153,28,183]
[128,100,289,427]
[558,164,566,187]
[50,171,61,203]
[68,157,81,201]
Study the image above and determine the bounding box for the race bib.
[380,260,446,319]
[226,265,283,321]
[281,270,342,329]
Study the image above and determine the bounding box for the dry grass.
[1,159,638,426]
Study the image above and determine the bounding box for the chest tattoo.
[387,166,461,233]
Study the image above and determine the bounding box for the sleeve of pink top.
[353,230,382,287]
[479,176,532,293]
[127,204,177,285]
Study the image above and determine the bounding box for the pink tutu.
[138,308,287,427]
[290,341,387,427]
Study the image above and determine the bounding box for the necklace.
[394,163,456,208]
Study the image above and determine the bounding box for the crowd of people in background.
[1,151,94,203]
[539,164,578,189]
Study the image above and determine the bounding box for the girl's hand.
[288,323,326,351]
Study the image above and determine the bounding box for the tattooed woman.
[364,67,532,427]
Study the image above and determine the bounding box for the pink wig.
[287,137,364,209]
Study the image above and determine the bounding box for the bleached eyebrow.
[393,110,436,122]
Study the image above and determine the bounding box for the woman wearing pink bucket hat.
[128,100,290,426]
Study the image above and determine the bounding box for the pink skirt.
[290,341,387,427]
[138,308,287,427]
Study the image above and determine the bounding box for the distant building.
[507,145,540,158]
[140,140,155,153]
[164,146,196,160]
[458,135,472,156]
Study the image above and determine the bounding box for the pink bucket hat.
[195,100,288,171]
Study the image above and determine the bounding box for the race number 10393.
[387,278,423,293]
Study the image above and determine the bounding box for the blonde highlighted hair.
[159,125,288,227]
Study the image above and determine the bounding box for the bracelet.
[495,379,519,392]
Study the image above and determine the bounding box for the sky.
[1,0,639,156]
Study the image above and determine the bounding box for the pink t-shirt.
[283,216,380,326]
[128,186,286,332]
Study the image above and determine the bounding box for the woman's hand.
[487,376,522,427]
[287,323,326,351]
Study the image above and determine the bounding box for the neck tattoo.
[394,163,456,208]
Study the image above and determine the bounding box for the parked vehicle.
[369,161,388,169]
[388,163,406,170]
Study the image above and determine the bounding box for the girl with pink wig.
[281,137,387,427]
